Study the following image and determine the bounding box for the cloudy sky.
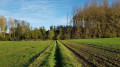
[0,0,85,29]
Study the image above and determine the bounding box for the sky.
[0,0,113,30]
[0,0,85,29]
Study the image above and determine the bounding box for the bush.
[0,36,8,41]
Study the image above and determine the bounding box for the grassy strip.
[39,41,57,67]
[66,38,120,49]
[57,41,82,67]
[29,42,55,67]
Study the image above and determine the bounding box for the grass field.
[0,41,53,67]
[29,42,55,67]
[0,40,81,67]
[29,41,82,67]
[67,38,120,49]
[0,38,120,67]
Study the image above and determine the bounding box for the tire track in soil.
[61,41,120,67]
[59,41,96,67]
[83,44,120,54]
[71,43,120,66]
[77,47,119,67]
[55,41,62,67]
[27,41,62,67]
[23,45,51,67]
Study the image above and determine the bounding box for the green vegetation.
[0,41,53,67]
[0,40,82,67]
[29,42,55,67]
[57,41,82,67]
[30,41,82,67]
[41,41,57,67]
[67,38,120,49]
[0,39,120,67]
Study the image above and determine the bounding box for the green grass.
[30,41,82,67]
[29,42,55,67]
[42,41,57,67]
[0,40,82,67]
[0,41,53,67]
[1,38,119,67]
[66,38,120,49]
[57,41,82,67]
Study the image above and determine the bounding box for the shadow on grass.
[55,41,62,67]
[39,41,62,67]
[22,45,50,67]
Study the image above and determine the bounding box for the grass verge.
[57,41,82,67]
[39,41,57,67]
[29,42,55,67]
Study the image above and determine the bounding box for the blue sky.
[0,0,85,29]
[0,0,113,29]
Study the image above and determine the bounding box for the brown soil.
[60,41,120,67]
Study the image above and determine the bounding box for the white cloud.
[0,0,73,29]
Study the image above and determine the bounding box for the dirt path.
[60,41,120,67]
[60,41,95,67]
[76,43,120,54]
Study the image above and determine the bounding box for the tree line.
[0,0,120,40]
[0,16,69,40]
[69,0,120,39]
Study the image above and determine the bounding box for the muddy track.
[77,47,119,67]
[59,41,96,67]
[60,41,120,67]
[82,44,120,54]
